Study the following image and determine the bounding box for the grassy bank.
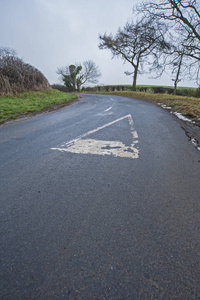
[94,91,200,123]
[0,89,77,124]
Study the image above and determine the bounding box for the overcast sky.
[0,0,197,87]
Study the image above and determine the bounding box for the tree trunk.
[132,68,137,91]
[131,57,140,91]
[174,53,183,95]
[77,84,81,92]
[72,80,76,92]
[174,81,177,95]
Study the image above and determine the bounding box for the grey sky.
[0,0,197,87]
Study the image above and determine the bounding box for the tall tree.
[99,17,169,91]
[137,0,200,86]
[150,33,199,91]
[57,60,101,92]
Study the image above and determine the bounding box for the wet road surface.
[1,94,200,299]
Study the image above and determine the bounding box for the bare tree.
[137,1,200,61]
[99,17,169,91]
[57,60,101,92]
[79,61,102,89]
[150,31,200,91]
[136,1,200,87]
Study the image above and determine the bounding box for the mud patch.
[174,116,200,150]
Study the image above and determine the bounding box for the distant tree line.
[0,47,50,95]
[99,0,200,93]
[82,84,200,97]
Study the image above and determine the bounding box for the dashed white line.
[104,106,112,112]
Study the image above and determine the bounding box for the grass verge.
[93,91,200,124]
[0,89,77,124]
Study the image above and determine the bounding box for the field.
[0,89,77,124]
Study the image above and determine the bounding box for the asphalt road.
[1,94,200,299]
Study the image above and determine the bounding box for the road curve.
[0,94,200,299]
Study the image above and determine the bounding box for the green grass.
[0,89,77,124]
[93,90,200,122]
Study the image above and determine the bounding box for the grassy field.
[93,90,200,123]
[0,89,77,124]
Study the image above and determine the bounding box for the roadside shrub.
[151,86,166,94]
[0,47,50,95]
[194,87,200,98]
[165,88,174,94]
[51,84,70,92]
[182,88,196,97]
[137,87,148,92]
[111,86,116,91]
[175,89,184,96]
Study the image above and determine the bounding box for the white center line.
[104,106,112,112]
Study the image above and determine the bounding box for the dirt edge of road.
[174,117,200,151]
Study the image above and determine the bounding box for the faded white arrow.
[51,114,139,159]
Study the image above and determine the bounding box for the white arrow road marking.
[51,114,139,159]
